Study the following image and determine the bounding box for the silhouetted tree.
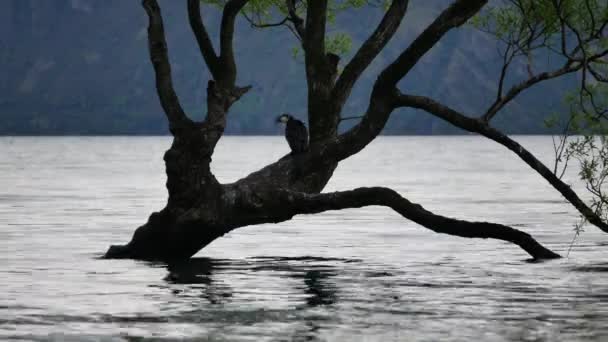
[105,0,608,261]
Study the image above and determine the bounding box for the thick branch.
[331,0,409,113]
[377,0,488,88]
[304,0,327,72]
[219,0,250,86]
[142,0,190,131]
[394,92,608,233]
[187,0,220,79]
[304,0,343,142]
[277,187,560,260]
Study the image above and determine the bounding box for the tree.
[104,0,607,261]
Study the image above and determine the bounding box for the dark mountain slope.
[0,0,572,135]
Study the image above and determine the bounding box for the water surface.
[1,136,607,341]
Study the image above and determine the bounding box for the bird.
[276,113,309,154]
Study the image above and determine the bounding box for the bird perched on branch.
[276,113,309,154]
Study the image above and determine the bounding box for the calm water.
[1,136,607,341]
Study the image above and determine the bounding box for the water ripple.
[2,136,608,341]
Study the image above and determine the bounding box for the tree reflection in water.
[162,257,339,307]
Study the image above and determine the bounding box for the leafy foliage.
[552,85,608,251]
[219,0,390,56]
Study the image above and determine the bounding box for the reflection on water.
[163,257,339,308]
[1,136,608,341]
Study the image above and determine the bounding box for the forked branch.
[187,0,249,86]
[377,0,488,88]
[480,0,608,123]
[184,0,252,149]
[330,0,487,160]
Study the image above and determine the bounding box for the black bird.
[276,113,309,154]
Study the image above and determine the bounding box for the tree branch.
[303,0,344,142]
[331,0,409,113]
[200,81,251,153]
[480,0,608,123]
[182,0,251,152]
[482,45,608,123]
[377,0,488,88]
[393,92,608,233]
[218,0,250,86]
[324,0,487,160]
[304,0,327,73]
[142,0,191,132]
[482,62,580,122]
[187,0,220,79]
[277,187,560,260]
[286,0,305,40]
[242,13,289,28]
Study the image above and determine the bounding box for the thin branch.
[551,115,573,180]
[495,42,516,100]
[142,0,191,131]
[285,23,303,43]
[331,0,409,112]
[583,0,597,34]
[482,46,608,123]
[589,65,608,82]
[187,0,220,79]
[340,115,365,122]
[219,0,250,86]
[242,12,289,28]
[482,62,580,122]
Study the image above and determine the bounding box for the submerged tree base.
[103,180,561,262]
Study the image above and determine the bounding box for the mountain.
[0,0,574,135]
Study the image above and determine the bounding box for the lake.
[1,136,607,341]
